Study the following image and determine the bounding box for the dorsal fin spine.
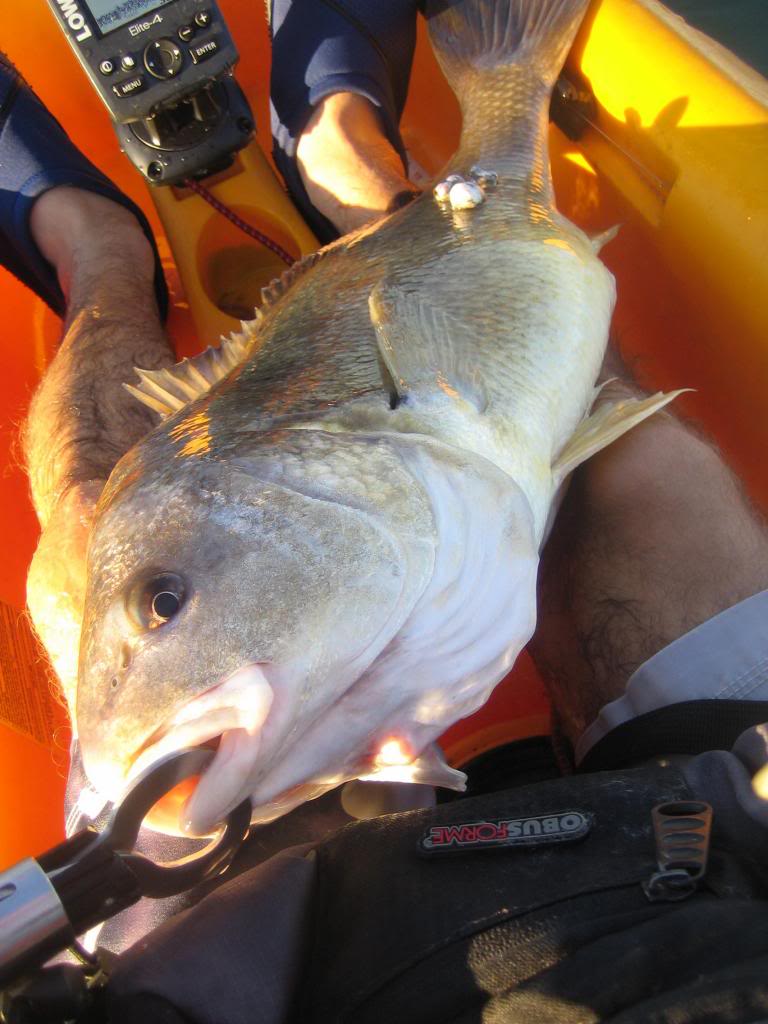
[126,247,328,419]
[126,327,257,419]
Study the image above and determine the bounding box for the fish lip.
[127,709,226,781]
[127,673,248,770]
[125,663,274,788]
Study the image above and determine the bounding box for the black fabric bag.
[108,762,768,1024]
[299,762,768,1023]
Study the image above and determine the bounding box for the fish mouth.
[127,663,274,836]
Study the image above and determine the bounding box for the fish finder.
[47,0,254,184]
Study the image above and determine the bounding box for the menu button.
[112,75,145,97]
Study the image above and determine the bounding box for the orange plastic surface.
[1,0,767,867]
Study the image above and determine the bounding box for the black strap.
[580,699,768,773]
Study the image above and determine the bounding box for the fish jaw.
[75,663,273,817]
[182,437,540,833]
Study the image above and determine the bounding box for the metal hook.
[102,748,251,897]
[57,749,252,899]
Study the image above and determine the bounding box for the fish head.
[77,431,437,832]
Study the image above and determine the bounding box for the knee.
[574,410,768,600]
[579,413,726,518]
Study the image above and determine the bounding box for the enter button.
[189,39,219,64]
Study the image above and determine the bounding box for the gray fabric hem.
[576,588,768,764]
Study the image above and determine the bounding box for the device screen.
[83,0,174,35]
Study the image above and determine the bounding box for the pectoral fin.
[358,742,467,792]
[553,389,691,484]
[368,282,488,412]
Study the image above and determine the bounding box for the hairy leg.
[530,353,768,752]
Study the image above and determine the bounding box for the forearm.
[23,186,174,703]
[25,298,171,704]
[296,92,415,236]
[24,186,174,526]
[270,0,419,241]
[25,294,172,526]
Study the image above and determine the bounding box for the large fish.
[77,0,681,834]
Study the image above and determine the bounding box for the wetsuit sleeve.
[269,0,421,243]
[0,53,167,319]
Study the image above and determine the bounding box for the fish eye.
[130,573,186,631]
[152,588,180,620]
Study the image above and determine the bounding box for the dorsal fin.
[259,249,323,312]
[127,248,327,418]
[125,321,257,418]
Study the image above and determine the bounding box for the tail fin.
[426,0,590,90]
[425,0,590,185]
